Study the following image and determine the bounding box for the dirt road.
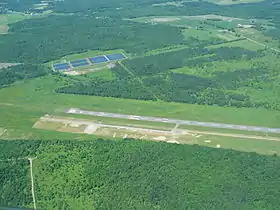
[28,157,37,210]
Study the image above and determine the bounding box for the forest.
[2,0,280,63]
[0,16,185,63]
[57,46,280,110]
[0,64,50,88]
[1,139,280,209]
[0,159,32,208]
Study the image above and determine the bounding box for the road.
[66,108,280,134]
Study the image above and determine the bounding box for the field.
[1,74,280,154]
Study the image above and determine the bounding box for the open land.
[32,114,280,154]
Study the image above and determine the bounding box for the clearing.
[33,114,280,145]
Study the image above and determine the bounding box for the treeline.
[1,139,280,209]
[0,64,49,88]
[0,15,185,63]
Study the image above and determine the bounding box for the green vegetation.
[1,0,280,208]
[0,64,50,88]
[1,139,280,209]
[1,75,280,128]
[0,159,32,208]
[57,45,280,111]
[0,15,184,63]
[196,135,280,155]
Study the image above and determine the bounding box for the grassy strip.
[0,76,280,128]
[179,124,280,138]
[196,135,280,155]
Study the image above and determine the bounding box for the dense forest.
[0,16,185,63]
[0,159,32,208]
[1,139,280,209]
[2,0,280,63]
[0,64,50,88]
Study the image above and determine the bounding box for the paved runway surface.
[66,108,280,134]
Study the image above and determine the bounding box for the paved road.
[66,108,280,134]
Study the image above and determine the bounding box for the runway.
[66,108,280,134]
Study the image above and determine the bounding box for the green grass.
[207,39,265,51]
[179,124,280,138]
[182,28,220,41]
[1,75,280,128]
[197,135,280,155]
[236,28,280,52]
[172,53,279,77]
[1,76,280,154]
[76,68,115,80]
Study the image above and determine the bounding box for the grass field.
[196,135,280,155]
[1,76,280,127]
[0,79,275,123]
[1,74,280,154]
[207,39,265,51]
